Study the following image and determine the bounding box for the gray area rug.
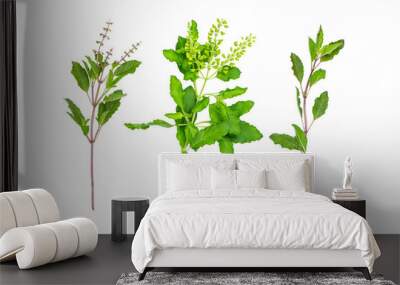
[116,272,396,285]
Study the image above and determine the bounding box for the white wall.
[16,0,400,233]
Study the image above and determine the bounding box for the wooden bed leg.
[354,267,372,280]
[138,268,148,281]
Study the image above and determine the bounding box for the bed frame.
[139,153,372,280]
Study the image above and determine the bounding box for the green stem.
[90,83,95,103]
[198,68,210,97]
[90,142,94,210]
[301,59,319,134]
[203,92,218,97]
[96,89,109,105]
[88,68,106,211]
[85,92,92,104]
[193,80,198,96]
[303,96,308,135]
[208,71,217,79]
[176,120,210,127]
[308,119,315,132]
[196,120,211,125]
[89,102,96,210]
[94,125,102,141]
[180,144,188,154]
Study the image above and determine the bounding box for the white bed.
[131,153,380,280]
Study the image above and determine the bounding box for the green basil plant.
[270,26,344,153]
[125,19,262,153]
[67,22,141,210]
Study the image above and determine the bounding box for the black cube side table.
[332,199,366,219]
[111,197,149,242]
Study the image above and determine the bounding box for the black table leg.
[112,201,126,241]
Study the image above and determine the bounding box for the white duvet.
[131,190,380,273]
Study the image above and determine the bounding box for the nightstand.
[111,197,150,241]
[332,199,366,219]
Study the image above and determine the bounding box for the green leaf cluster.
[126,19,262,153]
[65,98,89,136]
[68,48,141,141]
[270,26,344,153]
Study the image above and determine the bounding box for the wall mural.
[125,19,263,153]
[66,21,344,210]
[66,22,141,210]
[269,26,344,153]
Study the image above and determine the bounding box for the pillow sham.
[167,163,210,191]
[237,159,310,192]
[211,168,268,190]
[211,168,236,190]
[236,169,267,189]
[166,159,235,191]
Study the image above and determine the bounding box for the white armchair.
[0,189,98,269]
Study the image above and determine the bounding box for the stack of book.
[332,188,359,200]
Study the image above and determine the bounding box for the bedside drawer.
[332,200,366,219]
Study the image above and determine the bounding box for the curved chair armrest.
[0,218,98,269]
[64,217,98,257]
[0,226,57,268]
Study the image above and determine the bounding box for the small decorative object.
[66,22,141,210]
[342,156,353,190]
[270,26,344,153]
[125,19,262,153]
[332,156,358,200]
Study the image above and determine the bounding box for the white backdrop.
[16,0,400,233]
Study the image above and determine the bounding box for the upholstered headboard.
[158,152,315,195]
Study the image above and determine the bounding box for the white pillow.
[211,169,268,190]
[237,159,310,192]
[167,163,210,191]
[236,169,267,189]
[211,168,236,190]
[166,159,235,191]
